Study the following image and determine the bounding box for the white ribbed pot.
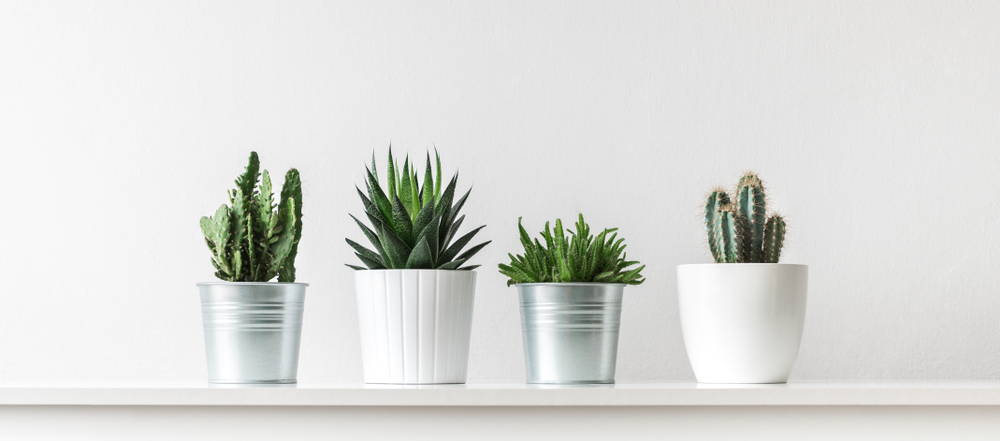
[354,269,477,384]
[677,263,808,384]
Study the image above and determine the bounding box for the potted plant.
[347,149,490,384]
[677,172,807,384]
[499,215,645,384]
[197,152,306,384]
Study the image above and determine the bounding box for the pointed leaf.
[398,157,413,212]
[405,238,433,269]
[346,238,384,267]
[390,196,413,243]
[455,240,490,262]
[420,152,434,210]
[386,148,397,200]
[439,225,485,264]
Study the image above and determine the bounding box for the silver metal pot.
[516,283,625,384]
[198,282,307,384]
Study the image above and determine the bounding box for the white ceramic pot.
[354,269,477,384]
[677,263,808,384]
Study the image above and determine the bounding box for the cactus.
[704,172,787,263]
[704,190,730,261]
[200,152,303,282]
[736,173,767,262]
[763,215,786,263]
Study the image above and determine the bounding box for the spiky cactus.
[705,172,786,263]
[200,152,303,282]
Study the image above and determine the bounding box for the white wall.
[1,0,999,383]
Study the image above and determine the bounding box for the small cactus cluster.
[705,172,786,263]
[200,152,303,282]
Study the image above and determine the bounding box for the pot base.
[694,380,788,385]
[528,380,615,385]
[365,381,467,385]
[208,379,298,385]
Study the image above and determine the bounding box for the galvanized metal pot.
[516,283,625,384]
[355,270,477,384]
[198,282,307,384]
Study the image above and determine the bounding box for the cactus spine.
[704,172,787,263]
[200,152,303,282]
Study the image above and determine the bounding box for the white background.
[1,0,999,384]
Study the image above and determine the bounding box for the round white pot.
[676,263,808,384]
[354,269,477,384]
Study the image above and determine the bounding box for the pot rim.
[513,282,628,287]
[350,268,477,273]
[677,263,807,269]
[197,281,310,287]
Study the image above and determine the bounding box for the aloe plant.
[346,149,490,270]
[200,152,303,282]
[705,172,786,263]
[498,214,645,286]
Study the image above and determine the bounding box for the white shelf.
[1,382,1000,406]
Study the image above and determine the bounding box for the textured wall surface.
[1,0,999,383]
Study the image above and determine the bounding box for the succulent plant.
[498,214,645,286]
[705,172,786,263]
[346,149,490,270]
[200,152,303,282]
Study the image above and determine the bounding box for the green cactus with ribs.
[200,152,303,282]
[705,172,786,263]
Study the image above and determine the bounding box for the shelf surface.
[2,382,1000,406]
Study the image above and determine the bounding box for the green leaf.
[414,214,440,264]
[437,258,469,270]
[420,152,434,212]
[270,198,297,280]
[398,157,413,213]
[434,148,442,202]
[411,201,436,238]
[441,214,465,248]
[390,196,413,243]
[435,175,458,220]
[408,166,420,216]
[354,252,385,269]
[346,238,384,267]
[365,166,393,228]
[455,240,490,262]
[200,205,233,278]
[439,225,485,264]
[446,188,471,228]
[277,168,302,282]
[349,214,381,250]
[405,238,433,269]
[376,223,412,268]
[386,148,397,200]
[234,152,260,205]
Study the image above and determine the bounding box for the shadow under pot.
[677,263,808,384]
[516,283,626,384]
[354,269,477,385]
[198,282,307,384]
